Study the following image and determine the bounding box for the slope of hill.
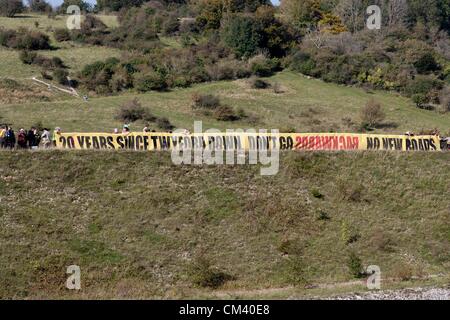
[0,151,449,299]
[1,71,450,134]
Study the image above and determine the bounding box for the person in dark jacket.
[4,126,15,149]
[27,127,40,149]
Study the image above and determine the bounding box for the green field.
[0,151,448,299]
[1,71,449,134]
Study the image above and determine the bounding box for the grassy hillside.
[1,71,449,134]
[0,151,449,299]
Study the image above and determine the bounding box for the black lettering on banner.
[382,138,402,150]
[85,136,92,149]
[77,136,85,148]
[92,136,100,149]
[124,136,135,149]
[136,135,143,150]
[116,136,124,149]
[150,136,158,149]
[159,136,170,150]
[99,136,107,149]
[67,137,75,148]
[430,138,436,150]
[59,136,66,148]
[367,137,380,149]
[107,136,115,149]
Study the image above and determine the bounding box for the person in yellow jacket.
[52,127,61,147]
[0,125,6,148]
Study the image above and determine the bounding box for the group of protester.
[0,125,60,149]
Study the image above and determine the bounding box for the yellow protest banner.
[55,132,441,152]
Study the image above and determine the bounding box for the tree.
[96,0,144,12]
[221,14,261,58]
[27,0,52,13]
[386,0,408,27]
[254,5,294,57]
[334,0,365,33]
[59,0,90,13]
[360,99,385,128]
[406,0,450,31]
[280,0,323,29]
[196,0,225,30]
[0,0,24,17]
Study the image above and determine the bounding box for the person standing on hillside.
[0,125,6,148]
[27,127,40,149]
[17,129,28,149]
[52,127,61,147]
[5,126,16,149]
[41,128,51,149]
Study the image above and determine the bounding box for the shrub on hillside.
[191,93,221,109]
[0,28,51,50]
[347,251,364,278]
[134,71,167,92]
[19,50,38,64]
[115,98,155,122]
[404,76,442,96]
[289,51,316,76]
[188,256,233,289]
[412,93,428,108]
[156,117,174,131]
[438,86,450,112]
[360,99,385,128]
[413,53,440,74]
[53,68,69,85]
[21,51,65,70]
[214,105,240,121]
[248,54,279,77]
[54,28,71,42]
[221,15,261,58]
[249,77,270,89]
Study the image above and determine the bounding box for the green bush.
[54,28,71,42]
[413,53,440,74]
[0,28,50,50]
[188,256,233,289]
[221,15,261,58]
[214,105,240,121]
[404,76,442,96]
[134,71,167,92]
[248,54,279,77]
[289,52,316,76]
[360,99,385,128]
[192,93,221,109]
[347,251,364,278]
[156,117,174,131]
[53,68,69,85]
[249,77,270,89]
[412,93,428,108]
[115,98,154,123]
[19,50,37,64]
